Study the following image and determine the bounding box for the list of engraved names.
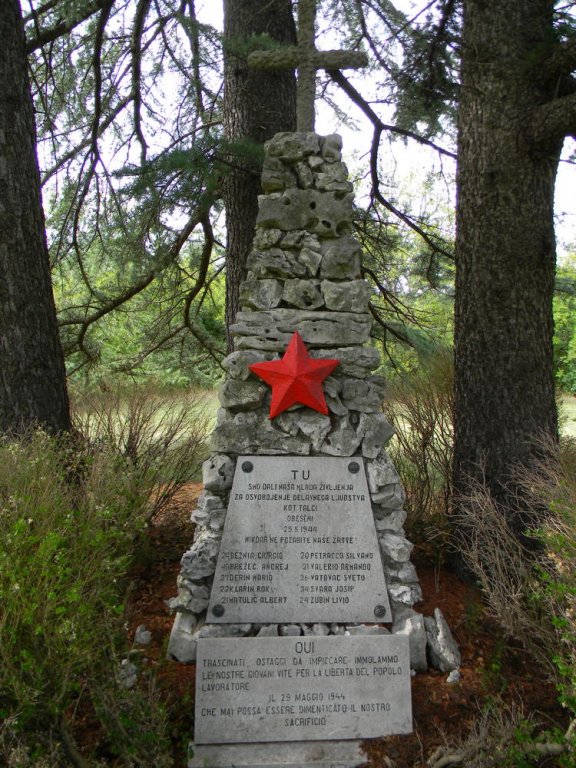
[208,457,390,623]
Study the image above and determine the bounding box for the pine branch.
[25,0,115,53]
[131,0,151,163]
[41,96,132,185]
[327,68,456,158]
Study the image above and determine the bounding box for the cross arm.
[248,49,368,71]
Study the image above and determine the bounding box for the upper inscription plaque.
[207,456,391,623]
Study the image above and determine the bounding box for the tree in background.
[453,0,576,536]
[0,0,70,434]
[222,0,297,349]
[18,0,576,547]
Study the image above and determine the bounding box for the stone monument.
[168,2,460,765]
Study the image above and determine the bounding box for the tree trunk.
[453,0,561,535]
[0,0,71,434]
[222,0,297,351]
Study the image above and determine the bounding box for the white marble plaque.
[194,635,412,744]
[207,456,390,623]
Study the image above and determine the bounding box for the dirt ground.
[123,483,567,767]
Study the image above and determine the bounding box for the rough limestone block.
[180,530,221,580]
[169,583,210,614]
[341,378,382,413]
[257,189,353,238]
[282,278,324,309]
[218,379,267,411]
[297,412,332,449]
[374,509,408,533]
[295,160,314,189]
[276,410,332,451]
[167,611,198,662]
[384,560,419,583]
[230,309,372,350]
[198,623,252,639]
[321,279,372,312]
[367,453,402,492]
[309,154,324,170]
[389,583,422,605]
[279,231,319,250]
[424,609,461,672]
[368,375,388,400]
[211,410,311,456]
[279,624,302,636]
[202,454,235,492]
[320,416,361,456]
[372,482,406,508]
[253,228,282,249]
[246,247,307,279]
[314,162,353,193]
[323,376,348,415]
[358,413,395,458]
[447,669,462,684]
[266,131,320,161]
[207,508,227,532]
[314,346,381,377]
[323,376,342,398]
[320,237,362,279]
[222,350,276,380]
[298,246,323,276]
[392,607,428,672]
[326,393,349,416]
[240,278,284,310]
[301,624,329,636]
[261,156,297,192]
[379,532,414,563]
[320,133,343,162]
[191,491,226,526]
[345,624,390,636]
[134,624,152,645]
[256,625,279,637]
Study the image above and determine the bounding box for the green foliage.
[0,388,209,764]
[0,431,143,760]
[554,258,576,393]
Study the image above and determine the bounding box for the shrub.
[72,386,210,521]
[0,387,209,765]
[455,438,576,710]
[383,351,453,550]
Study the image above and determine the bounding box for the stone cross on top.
[248,0,368,132]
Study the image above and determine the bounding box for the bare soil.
[120,483,567,767]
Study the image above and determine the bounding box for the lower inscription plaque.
[195,635,412,744]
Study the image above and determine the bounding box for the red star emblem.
[249,331,340,419]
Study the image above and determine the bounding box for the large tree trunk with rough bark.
[222,0,297,351]
[0,0,70,434]
[453,0,565,537]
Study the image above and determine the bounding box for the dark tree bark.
[0,0,70,434]
[222,0,297,351]
[453,0,575,535]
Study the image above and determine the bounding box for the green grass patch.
[560,393,576,438]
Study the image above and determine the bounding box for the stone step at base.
[189,740,365,767]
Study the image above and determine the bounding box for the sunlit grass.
[560,393,576,437]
